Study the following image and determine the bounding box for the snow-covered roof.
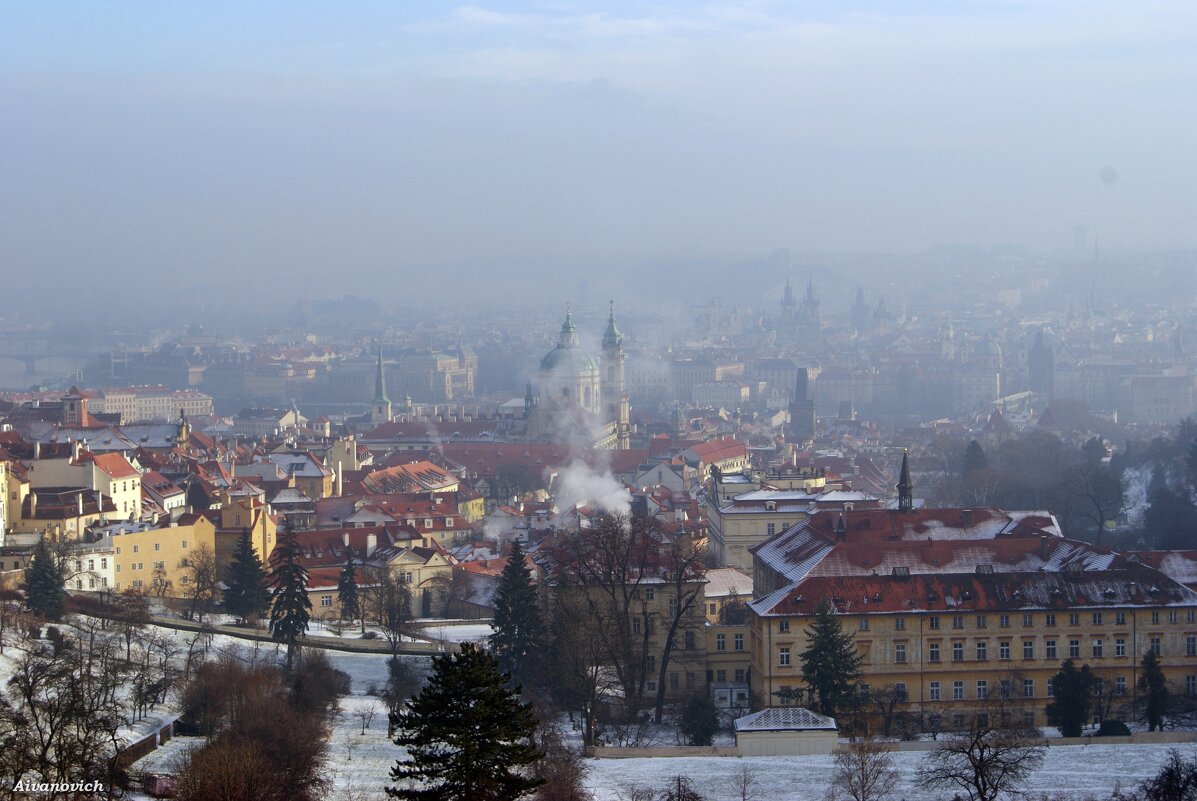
[704,567,753,599]
[734,707,837,732]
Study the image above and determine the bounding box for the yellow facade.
[113,517,220,594]
[750,606,1197,729]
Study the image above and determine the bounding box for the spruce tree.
[389,642,543,801]
[1140,649,1169,731]
[1045,659,1098,736]
[338,545,361,631]
[24,538,66,621]
[962,440,989,477]
[488,540,544,687]
[223,528,269,624]
[268,524,311,670]
[800,601,863,718]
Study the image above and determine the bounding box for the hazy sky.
[2,2,1195,307]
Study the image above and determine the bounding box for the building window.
[1023,679,1035,698]
[929,681,941,701]
[1023,613,1034,627]
[716,634,726,652]
[929,616,940,630]
[977,681,988,700]
[999,614,1010,628]
[1069,612,1080,626]
[895,617,905,630]
[766,523,776,537]
[1152,611,1161,625]
[895,643,907,664]
[1046,640,1057,659]
[101,558,107,569]
[1171,610,1179,624]
[670,673,679,690]
[976,641,988,661]
[734,633,744,651]
[684,630,696,650]
[779,620,790,633]
[321,596,332,607]
[976,615,987,629]
[1000,679,1012,699]
[929,642,941,662]
[716,669,727,683]
[1188,676,1197,697]
[999,641,1011,660]
[1115,677,1127,695]
[952,642,964,662]
[154,543,161,552]
[1023,640,1034,660]
[734,669,745,683]
[1069,640,1081,659]
[1093,640,1104,658]
[859,617,869,631]
[953,615,964,630]
[952,713,965,729]
[1187,636,1197,658]
[132,545,139,554]
[779,647,790,667]
[1116,638,1127,657]
[153,561,164,570]
[1047,678,1054,698]
[1151,636,1162,656]
[953,681,964,700]
[1045,613,1056,627]
[647,655,656,673]
[895,682,907,701]
[633,617,642,635]
[1093,612,1103,626]
[181,541,187,549]
[1116,611,1127,626]
[1189,610,1196,624]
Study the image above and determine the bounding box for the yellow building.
[747,504,1197,731]
[113,516,221,594]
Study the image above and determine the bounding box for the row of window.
[714,633,746,652]
[73,558,109,572]
[783,609,1197,635]
[115,540,188,556]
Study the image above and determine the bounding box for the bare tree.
[826,737,900,801]
[355,701,378,735]
[915,713,1046,801]
[368,567,413,658]
[534,722,593,801]
[1065,462,1130,545]
[728,763,759,801]
[183,543,220,622]
[651,536,707,723]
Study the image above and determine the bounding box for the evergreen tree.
[678,693,719,746]
[268,524,311,670]
[962,440,989,477]
[488,540,544,687]
[1045,659,1098,737]
[24,538,66,621]
[223,528,270,624]
[337,545,361,630]
[389,642,543,801]
[800,601,863,717]
[1140,649,1169,731]
[1144,466,1197,549]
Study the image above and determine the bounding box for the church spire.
[373,340,389,404]
[559,303,578,348]
[897,450,914,513]
[602,300,622,350]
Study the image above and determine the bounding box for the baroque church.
[525,304,631,450]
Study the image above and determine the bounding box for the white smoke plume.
[554,459,631,516]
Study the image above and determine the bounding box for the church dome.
[540,346,600,373]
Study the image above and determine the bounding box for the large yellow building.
[747,503,1197,731]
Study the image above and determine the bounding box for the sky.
[2,2,1195,308]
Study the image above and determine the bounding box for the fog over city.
[7,5,1197,801]
[4,1,1196,311]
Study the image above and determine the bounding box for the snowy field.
[416,622,494,643]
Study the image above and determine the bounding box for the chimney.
[962,509,973,527]
[34,441,40,460]
[366,532,377,557]
[72,440,81,460]
[343,531,350,548]
[335,462,343,497]
[77,492,84,517]
[28,491,36,518]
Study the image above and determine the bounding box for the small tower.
[601,300,631,449]
[524,380,535,419]
[787,367,816,445]
[370,341,392,425]
[897,450,914,513]
[176,407,191,446]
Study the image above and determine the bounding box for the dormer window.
[765,501,777,512]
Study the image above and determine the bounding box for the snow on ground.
[584,743,1193,800]
[416,623,493,643]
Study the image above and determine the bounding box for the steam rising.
[554,459,631,516]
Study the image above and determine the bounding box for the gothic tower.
[370,341,393,425]
[897,450,914,513]
[602,301,631,449]
[787,367,816,444]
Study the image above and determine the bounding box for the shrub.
[1097,719,1131,737]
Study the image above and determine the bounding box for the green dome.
[540,346,600,373]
